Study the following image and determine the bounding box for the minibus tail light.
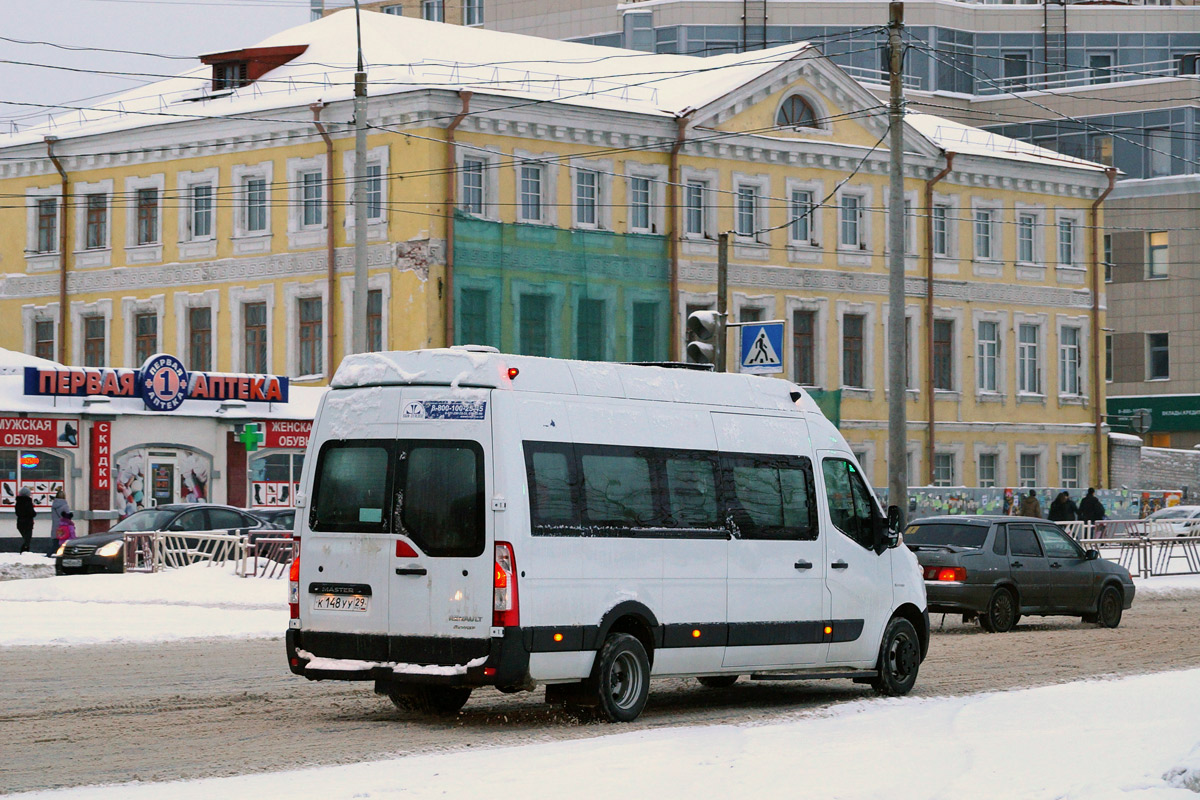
[493,541,519,627]
[289,554,301,619]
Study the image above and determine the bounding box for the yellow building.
[0,11,1112,488]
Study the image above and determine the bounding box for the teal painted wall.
[453,215,670,362]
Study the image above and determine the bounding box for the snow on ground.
[7,669,1200,800]
[0,554,284,646]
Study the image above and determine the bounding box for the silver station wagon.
[905,515,1135,633]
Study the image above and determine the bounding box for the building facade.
[0,11,1111,495]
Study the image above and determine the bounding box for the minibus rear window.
[397,442,485,557]
[310,442,393,532]
[664,456,720,529]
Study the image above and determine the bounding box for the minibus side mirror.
[887,505,901,533]
[873,505,901,554]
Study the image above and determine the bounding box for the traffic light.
[686,309,721,366]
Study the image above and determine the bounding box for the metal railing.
[121,530,292,578]
[980,57,1186,95]
[1061,520,1200,578]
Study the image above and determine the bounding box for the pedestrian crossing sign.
[739,322,784,374]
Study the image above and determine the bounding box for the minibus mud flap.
[487,627,533,691]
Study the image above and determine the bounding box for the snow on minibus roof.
[332,349,818,414]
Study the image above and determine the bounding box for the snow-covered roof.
[0,348,62,376]
[907,113,1111,173]
[3,12,811,147]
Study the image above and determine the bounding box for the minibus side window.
[397,441,484,557]
[663,455,721,530]
[579,446,660,530]
[721,454,817,541]
[525,443,580,533]
[822,457,876,549]
[310,441,393,532]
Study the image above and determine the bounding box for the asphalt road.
[2,594,1198,794]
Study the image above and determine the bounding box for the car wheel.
[696,675,739,689]
[386,684,472,715]
[1096,586,1123,629]
[588,633,650,722]
[871,616,921,696]
[979,587,1018,633]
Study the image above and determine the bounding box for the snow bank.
[0,552,56,581]
[10,669,1200,799]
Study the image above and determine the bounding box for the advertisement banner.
[0,417,79,448]
[263,420,312,449]
[90,421,111,492]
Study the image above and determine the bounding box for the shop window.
[0,450,66,510]
[249,452,304,508]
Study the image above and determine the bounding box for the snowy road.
[3,592,1200,794]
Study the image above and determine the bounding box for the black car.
[55,504,269,575]
[906,515,1135,632]
[248,508,296,533]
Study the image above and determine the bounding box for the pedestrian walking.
[14,487,36,554]
[48,490,71,556]
[1048,491,1078,522]
[1078,487,1106,536]
[1017,489,1042,518]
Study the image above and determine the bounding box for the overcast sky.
[0,0,318,132]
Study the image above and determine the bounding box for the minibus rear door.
[388,387,494,650]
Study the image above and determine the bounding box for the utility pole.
[352,0,369,355]
[886,1,908,524]
[716,232,729,373]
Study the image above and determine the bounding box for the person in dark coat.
[1078,488,1106,525]
[1048,491,1078,522]
[14,487,36,554]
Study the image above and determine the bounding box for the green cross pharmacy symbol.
[238,423,264,452]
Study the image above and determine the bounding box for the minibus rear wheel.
[387,684,472,715]
[589,633,651,722]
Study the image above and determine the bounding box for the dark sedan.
[906,515,1135,632]
[55,504,268,575]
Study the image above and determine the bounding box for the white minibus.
[287,348,928,722]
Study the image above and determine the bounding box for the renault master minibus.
[287,348,928,722]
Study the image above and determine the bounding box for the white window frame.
[462,0,483,25]
[1057,316,1087,401]
[625,163,666,235]
[342,145,390,238]
[457,146,500,220]
[229,286,276,374]
[422,0,444,21]
[21,303,60,362]
[731,171,768,246]
[69,298,113,367]
[25,185,63,272]
[177,167,219,259]
[512,151,559,226]
[120,295,166,368]
[568,158,612,230]
[232,161,274,254]
[340,273,392,357]
[1055,210,1086,282]
[574,169,600,229]
[283,280,329,381]
[930,191,959,270]
[974,316,1002,397]
[1015,209,1039,266]
[72,178,113,268]
[970,198,1002,277]
[1017,448,1046,489]
[518,163,544,223]
[836,300,876,394]
[786,177,823,258]
[1058,449,1084,490]
[1015,314,1047,398]
[680,166,718,241]
[785,296,828,389]
[932,452,957,487]
[174,289,220,373]
[122,174,165,263]
[836,186,872,267]
[973,443,1007,488]
[286,155,327,249]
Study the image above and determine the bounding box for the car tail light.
[289,554,301,620]
[924,566,966,582]
[493,541,519,627]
